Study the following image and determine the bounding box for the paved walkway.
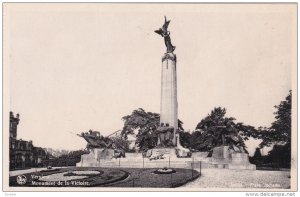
[9,167,65,177]
[182,168,290,189]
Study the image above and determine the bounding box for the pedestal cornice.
[162,53,176,62]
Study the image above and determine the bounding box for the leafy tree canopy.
[193,107,256,152]
[121,108,183,151]
[259,90,291,147]
[110,136,130,151]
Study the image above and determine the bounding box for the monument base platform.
[76,148,116,167]
[76,146,255,170]
[208,146,256,170]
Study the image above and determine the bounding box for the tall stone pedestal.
[160,52,178,146]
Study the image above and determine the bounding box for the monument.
[151,16,190,158]
[155,16,178,147]
[77,17,254,169]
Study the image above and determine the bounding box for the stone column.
[160,52,178,146]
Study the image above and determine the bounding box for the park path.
[181,168,290,189]
[9,167,67,177]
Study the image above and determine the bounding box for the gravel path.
[182,169,290,189]
[9,167,67,177]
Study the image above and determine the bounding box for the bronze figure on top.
[155,16,176,53]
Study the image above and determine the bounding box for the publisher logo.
[16,175,27,185]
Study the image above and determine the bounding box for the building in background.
[9,112,49,170]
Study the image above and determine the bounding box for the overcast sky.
[5,4,296,154]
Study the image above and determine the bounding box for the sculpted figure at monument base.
[77,130,114,152]
[156,123,175,147]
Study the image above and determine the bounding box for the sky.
[5,4,296,155]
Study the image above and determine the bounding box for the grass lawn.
[9,167,199,188]
[106,168,200,188]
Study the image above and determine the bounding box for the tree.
[257,91,292,168]
[194,107,255,152]
[110,136,130,151]
[121,108,184,151]
[267,143,291,168]
[189,130,210,151]
[54,149,86,166]
[179,130,192,148]
[249,147,263,166]
[260,90,291,147]
[253,147,262,158]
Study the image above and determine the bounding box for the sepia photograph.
[2,2,297,192]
